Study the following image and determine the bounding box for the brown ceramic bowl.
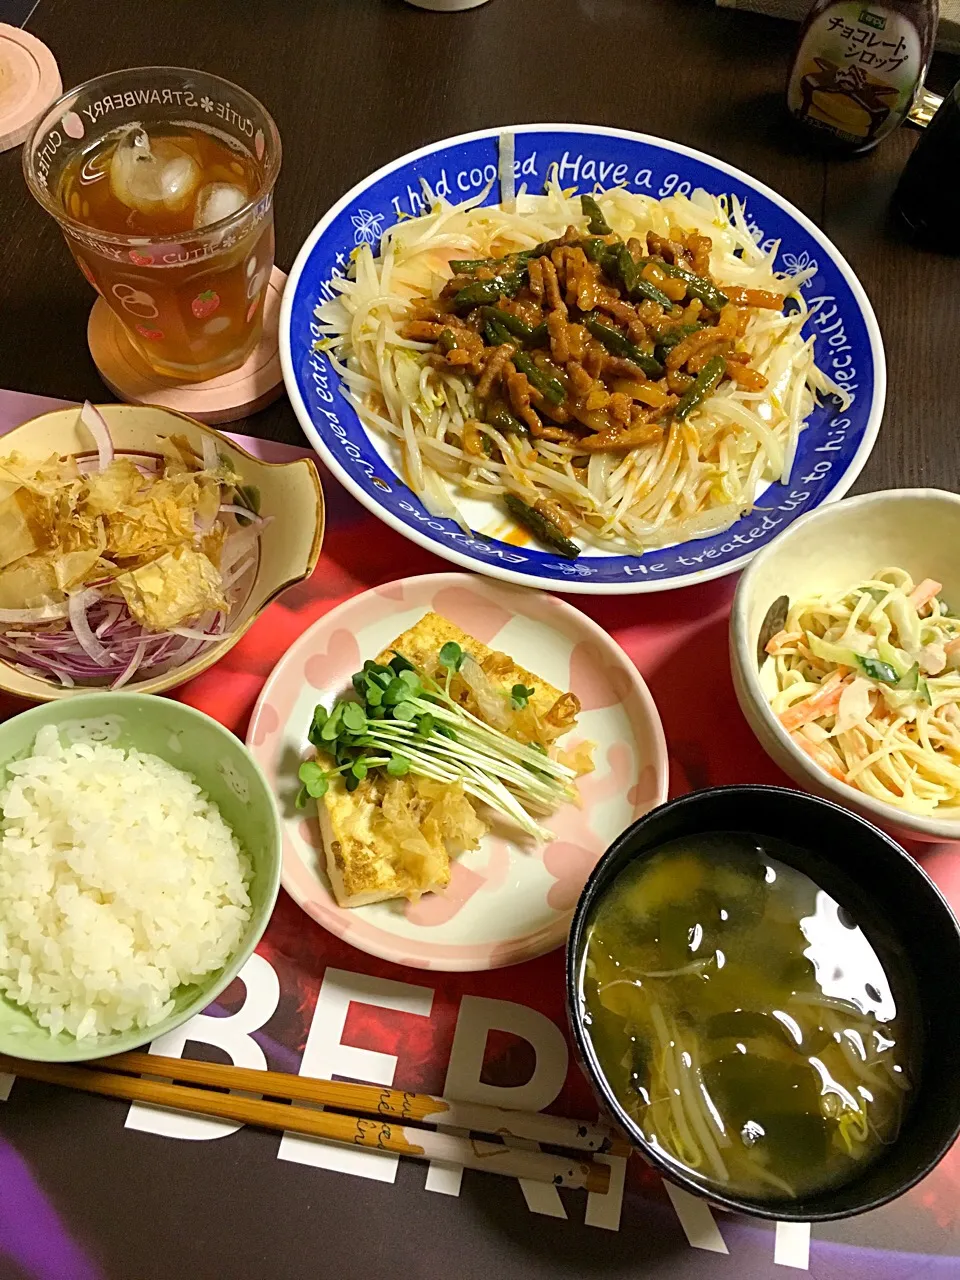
[0,403,324,699]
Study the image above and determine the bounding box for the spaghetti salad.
[317,178,847,556]
[766,567,960,814]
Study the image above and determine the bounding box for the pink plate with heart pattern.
[246,573,669,970]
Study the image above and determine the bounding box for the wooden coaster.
[88,266,287,425]
[0,24,62,152]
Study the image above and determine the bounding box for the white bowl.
[730,489,960,843]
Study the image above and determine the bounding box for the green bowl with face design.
[0,693,281,1063]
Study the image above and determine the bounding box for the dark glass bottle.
[786,0,938,153]
[894,81,960,249]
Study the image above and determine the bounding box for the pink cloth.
[0,388,303,461]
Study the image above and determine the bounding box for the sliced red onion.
[218,503,263,525]
[0,610,224,685]
[78,453,161,478]
[220,528,259,577]
[13,660,75,687]
[168,626,225,641]
[7,650,76,685]
[68,590,112,666]
[0,439,267,684]
[201,433,219,472]
[163,634,207,666]
[95,602,123,637]
[111,639,147,689]
[221,554,256,592]
[79,402,114,471]
[40,663,77,687]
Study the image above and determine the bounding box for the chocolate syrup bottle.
[786,0,938,153]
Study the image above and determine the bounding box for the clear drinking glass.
[23,67,281,382]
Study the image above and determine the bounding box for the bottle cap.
[0,24,62,153]
[88,267,287,424]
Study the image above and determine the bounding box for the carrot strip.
[726,363,768,392]
[724,287,785,310]
[778,668,851,733]
[908,579,942,611]
[790,730,847,782]
[765,630,802,656]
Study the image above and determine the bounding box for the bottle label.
[787,4,922,144]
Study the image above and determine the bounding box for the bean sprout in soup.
[579,832,918,1201]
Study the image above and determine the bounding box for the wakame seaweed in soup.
[579,833,919,1201]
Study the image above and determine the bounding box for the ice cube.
[109,127,201,215]
[159,152,202,214]
[110,127,160,212]
[193,182,248,230]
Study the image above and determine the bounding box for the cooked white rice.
[0,724,252,1040]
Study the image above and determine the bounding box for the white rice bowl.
[0,724,253,1040]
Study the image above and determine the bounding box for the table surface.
[0,0,958,491]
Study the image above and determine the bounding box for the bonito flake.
[116,546,227,631]
[0,447,243,631]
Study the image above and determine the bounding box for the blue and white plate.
[280,125,884,594]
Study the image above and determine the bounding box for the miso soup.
[579,832,918,1201]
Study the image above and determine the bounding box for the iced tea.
[24,68,280,385]
[58,122,272,380]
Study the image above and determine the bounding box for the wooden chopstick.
[97,1050,631,1157]
[0,1054,613,1194]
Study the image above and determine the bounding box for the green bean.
[481,307,534,339]
[582,312,632,358]
[582,313,664,379]
[450,257,499,273]
[488,407,530,436]
[526,321,550,347]
[453,280,502,309]
[580,237,608,263]
[453,242,562,273]
[525,239,562,260]
[621,247,674,308]
[616,244,638,293]
[598,247,621,280]
[600,246,673,310]
[630,275,674,309]
[512,351,565,405]
[504,494,580,559]
[597,245,633,292]
[580,194,612,236]
[654,323,701,362]
[452,280,505,310]
[600,248,618,279]
[484,316,514,347]
[655,260,728,312]
[452,270,527,311]
[449,250,535,273]
[496,269,529,293]
[657,324,701,351]
[675,355,726,420]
